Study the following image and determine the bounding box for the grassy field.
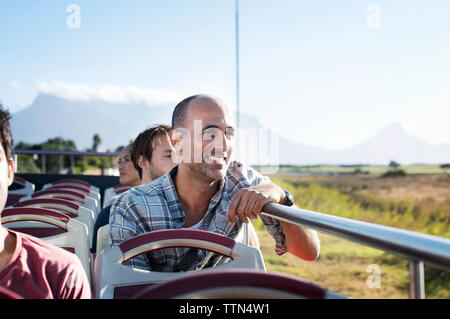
[258,164,450,176]
[253,172,450,299]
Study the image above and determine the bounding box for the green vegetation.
[253,173,450,299]
[255,163,450,175]
[382,160,406,177]
[15,135,125,175]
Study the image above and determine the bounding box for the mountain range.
[10,93,450,165]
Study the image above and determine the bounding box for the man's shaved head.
[170,94,235,183]
[171,94,230,129]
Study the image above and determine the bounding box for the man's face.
[149,134,176,180]
[0,143,14,212]
[174,97,235,182]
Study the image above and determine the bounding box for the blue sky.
[1,0,449,149]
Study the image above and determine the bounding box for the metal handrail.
[14,149,120,157]
[13,149,120,174]
[261,203,450,299]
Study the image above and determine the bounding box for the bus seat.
[21,189,100,216]
[5,193,27,207]
[132,269,332,299]
[93,229,266,299]
[13,198,95,250]
[44,185,101,208]
[96,224,110,255]
[8,176,35,195]
[103,185,132,208]
[43,178,100,196]
[1,207,92,284]
[235,222,260,249]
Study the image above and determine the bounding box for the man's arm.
[226,182,320,261]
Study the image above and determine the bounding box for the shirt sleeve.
[236,163,288,256]
[108,193,151,270]
[57,259,92,299]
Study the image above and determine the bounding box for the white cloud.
[36,81,182,106]
[10,80,22,88]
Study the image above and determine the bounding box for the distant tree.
[388,160,400,170]
[15,137,78,173]
[14,141,40,173]
[92,134,101,152]
[115,145,126,153]
[85,135,115,173]
[14,136,118,174]
[383,160,406,178]
[440,163,450,169]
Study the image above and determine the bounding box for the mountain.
[275,122,450,165]
[333,122,450,165]
[10,93,450,165]
[10,93,174,151]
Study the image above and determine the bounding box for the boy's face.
[149,134,176,180]
[0,143,14,213]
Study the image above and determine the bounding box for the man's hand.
[226,182,321,261]
[226,182,285,225]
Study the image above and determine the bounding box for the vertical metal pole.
[14,153,18,173]
[59,155,63,173]
[408,260,425,299]
[42,154,46,174]
[235,0,240,129]
[70,155,75,174]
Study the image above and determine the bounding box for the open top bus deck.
[3,150,450,299]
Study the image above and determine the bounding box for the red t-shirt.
[0,230,92,299]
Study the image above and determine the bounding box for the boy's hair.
[0,103,14,161]
[130,124,171,179]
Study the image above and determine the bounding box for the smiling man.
[109,94,320,271]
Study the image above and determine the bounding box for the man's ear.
[170,129,188,164]
[138,155,150,171]
[7,159,14,187]
[169,130,182,149]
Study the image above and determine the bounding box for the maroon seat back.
[52,179,92,187]
[132,269,327,299]
[31,189,86,204]
[1,207,71,238]
[13,198,81,218]
[46,185,91,195]
[6,193,27,207]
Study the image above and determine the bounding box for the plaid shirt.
[109,161,287,271]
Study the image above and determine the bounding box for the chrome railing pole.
[59,154,63,173]
[70,155,75,174]
[14,153,18,172]
[261,203,450,271]
[409,260,425,299]
[42,154,46,174]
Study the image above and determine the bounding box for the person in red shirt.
[0,104,92,299]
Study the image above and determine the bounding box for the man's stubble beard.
[189,159,230,185]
